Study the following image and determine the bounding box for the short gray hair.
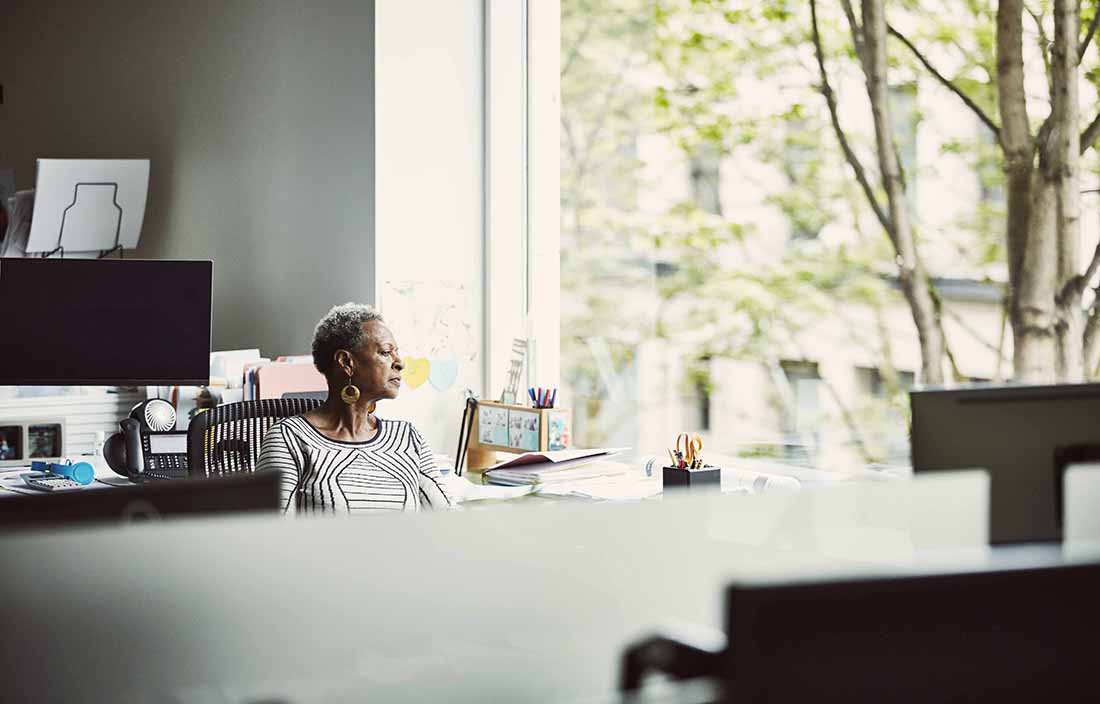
[312,302,385,374]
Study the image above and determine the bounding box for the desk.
[0,471,1007,702]
[460,451,898,505]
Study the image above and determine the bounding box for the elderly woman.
[257,303,453,513]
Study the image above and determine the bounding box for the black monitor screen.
[0,258,212,385]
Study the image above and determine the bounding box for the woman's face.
[343,321,404,401]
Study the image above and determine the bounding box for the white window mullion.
[484,0,527,399]
[525,0,561,389]
[484,0,559,400]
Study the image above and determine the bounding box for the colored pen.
[528,387,536,404]
[549,389,556,408]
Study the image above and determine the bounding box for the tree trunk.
[861,0,945,384]
[1052,0,1084,380]
[1085,306,1100,375]
[1016,175,1059,379]
[998,0,1058,381]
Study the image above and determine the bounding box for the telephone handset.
[105,400,189,482]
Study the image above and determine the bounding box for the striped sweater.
[256,415,453,514]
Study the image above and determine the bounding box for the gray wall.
[0,0,375,357]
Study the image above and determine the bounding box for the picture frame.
[467,401,572,455]
[0,419,65,468]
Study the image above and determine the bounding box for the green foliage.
[736,443,784,459]
[560,0,1052,445]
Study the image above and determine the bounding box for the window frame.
[483,0,559,399]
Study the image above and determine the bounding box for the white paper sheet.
[27,159,150,253]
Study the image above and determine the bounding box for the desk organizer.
[662,464,720,490]
[465,400,571,473]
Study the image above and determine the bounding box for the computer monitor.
[910,383,1100,544]
[0,258,212,385]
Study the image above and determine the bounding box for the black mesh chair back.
[187,398,323,477]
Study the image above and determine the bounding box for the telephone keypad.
[143,453,189,481]
[148,454,187,470]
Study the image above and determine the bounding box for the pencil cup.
[662,465,720,490]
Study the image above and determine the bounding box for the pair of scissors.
[676,432,703,469]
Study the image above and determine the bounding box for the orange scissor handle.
[676,432,703,468]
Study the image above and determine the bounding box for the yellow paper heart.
[402,357,431,389]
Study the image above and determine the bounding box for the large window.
[554,1,1053,470]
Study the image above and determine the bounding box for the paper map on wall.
[379,280,478,393]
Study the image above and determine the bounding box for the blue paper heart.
[428,358,458,391]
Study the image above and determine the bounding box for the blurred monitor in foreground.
[0,471,278,530]
[622,553,1098,702]
[910,382,1100,544]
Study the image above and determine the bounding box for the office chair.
[187,398,322,477]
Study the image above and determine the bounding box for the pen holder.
[662,465,720,490]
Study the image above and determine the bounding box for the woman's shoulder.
[380,417,414,433]
[379,418,425,441]
[263,414,312,440]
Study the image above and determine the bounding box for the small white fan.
[131,399,177,432]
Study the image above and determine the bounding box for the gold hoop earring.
[340,375,360,405]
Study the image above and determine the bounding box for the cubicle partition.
[0,471,1014,703]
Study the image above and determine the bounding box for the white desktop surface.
[0,471,1002,703]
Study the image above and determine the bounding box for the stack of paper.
[483,447,629,486]
[534,467,662,500]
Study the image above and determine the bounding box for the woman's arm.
[256,421,303,514]
[411,428,455,509]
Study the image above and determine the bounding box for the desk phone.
[104,400,190,482]
[141,432,189,478]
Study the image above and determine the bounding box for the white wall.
[373,0,485,454]
[0,0,376,358]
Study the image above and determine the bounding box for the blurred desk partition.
[0,471,279,530]
[0,471,993,703]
